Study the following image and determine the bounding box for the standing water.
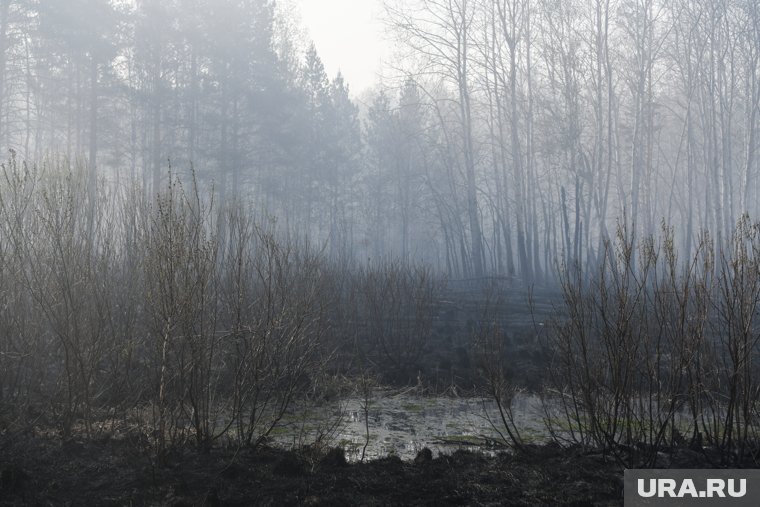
[272,391,548,461]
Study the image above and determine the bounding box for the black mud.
[0,434,623,506]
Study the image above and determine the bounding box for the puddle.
[272,391,548,461]
[262,390,730,462]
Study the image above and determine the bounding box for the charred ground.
[1,432,624,506]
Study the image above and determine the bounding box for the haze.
[296,0,389,93]
[1,3,760,503]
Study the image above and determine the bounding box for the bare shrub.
[545,219,760,466]
[220,208,332,447]
[0,159,118,436]
[0,157,345,459]
[474,326,524,449]
[0,155,42,429]
[143,173,231,455]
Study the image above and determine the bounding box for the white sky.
[295,0,391,94]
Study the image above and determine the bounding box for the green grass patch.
[401,402,425,413]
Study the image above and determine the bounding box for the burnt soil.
[0,432,624,506]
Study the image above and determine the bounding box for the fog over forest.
[2,2,760,503]
[1,0,757,280]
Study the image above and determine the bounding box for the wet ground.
[4,392,738,505]
[0,433,624,506]
[273,391,548,461]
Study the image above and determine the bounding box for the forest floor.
[0,431,626,506]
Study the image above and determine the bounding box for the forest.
[1,0,760,505]
[0,0,754,279]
